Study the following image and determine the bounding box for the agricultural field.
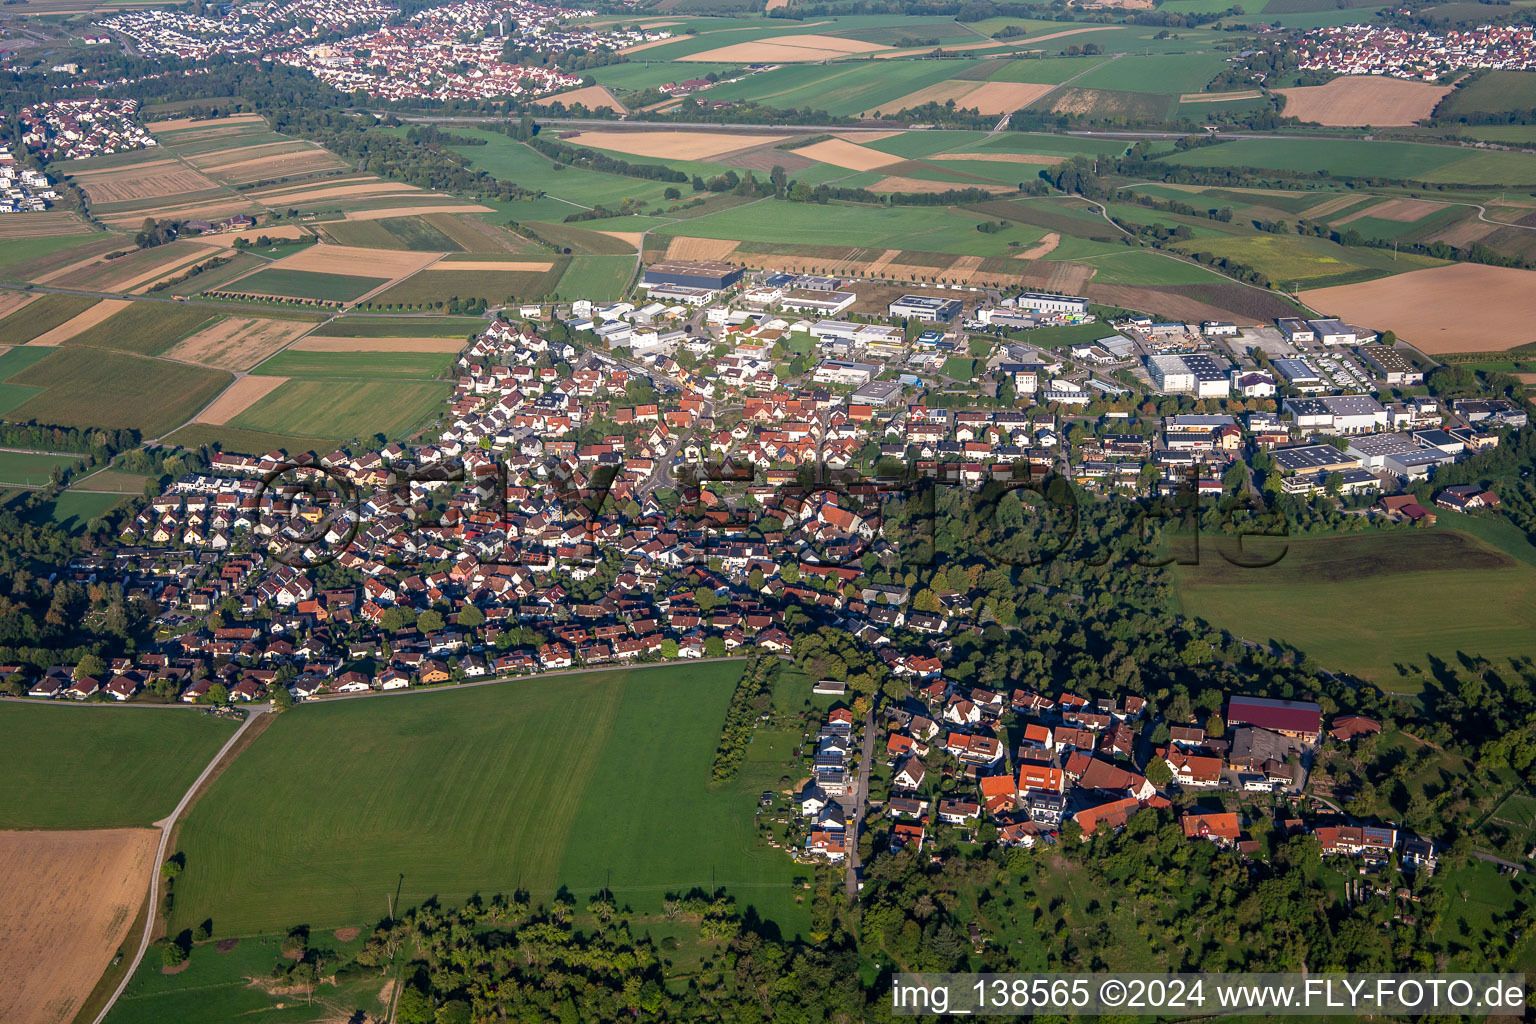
[166,662,809,939]
[162,315,321,370]
[1,828,159,1024]
[1277,75,1452,126]
[1070,52,1230,95]
[0,293,98,344]
[311,315,487,338]
[367,261,563,307]
[0,449,82,487]
[1435,71,1536,120]
[556,254,638,299]
[252,348,457,379]
[1300,263,1536,353]
[4,346,232,437]
[701,59,983,117]
[1173,530,1536,690]
[103,926,389,1024]
[0,345,52,415]
[227,379,450,440]
[1157,136,1536,185]
[0,703,239,829]
[1170,232,1443,288]
[220,267,388,302]
[449,130,685,210]
[57,302,220,356]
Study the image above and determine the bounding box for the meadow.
[702,59,982,116]
[1171,232,1442,287]
[228,379,450,440]
[0,703,238,828]
[252,349,455,379]
[17,489,131,531]
[60,302,219,356]
[0,344,53,415]
[1436,71,1536,120]
[1158,136,1536,185]
[6,347,231,437]
[167,662,809,939]
[228,267,388,302]
[450,130,682,209]
[1173,529,1536,689]
[0,449,81,487]
[1071,52,1229,95]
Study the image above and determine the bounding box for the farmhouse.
[1227,695,1322,742]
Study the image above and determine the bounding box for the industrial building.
[813,359,880,387]
[1272,357,1326,392]
[1147,352,1230,398]
[1014,292,1090,316]
[1284,395,1387,435]
[642,259,743,291]
[779,289,856,316]
[1270,443,1360,475]
[1277,318,1314,343]
[1308,318,1357,346]
[889,295,963,322]
[1358,345,1424,386]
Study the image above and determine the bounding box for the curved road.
[90,705,269,1024]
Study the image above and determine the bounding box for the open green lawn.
[229,379,449,440]
[557,254,636,299]
[0,449,81,486]
[252,349,455,379]
[228,267,387,302]
[0,704,238,828]
[62,302,219,356]
[104,927,387,1024]
[654,199,1055,255]
[0,293,97,344]
[1173,529,1536,688]
[1159,136,1536,185]
[168,662,809,939]
[7,346,232,437]
[1071,52,1230,95]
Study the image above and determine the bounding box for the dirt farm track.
[0,828,158,1024]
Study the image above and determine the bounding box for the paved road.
[846,704,876,898]
[91,705,270,1024]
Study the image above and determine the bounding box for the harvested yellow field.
[597,230,644,250]
[203,148,348,183]
[0,293,40,320]
[1016,232,1061,259]
[438,260,555,271]
[534,84,628,113]
[270,244,442,278]
[188,140,306,169]
[1299,193,1364,219]
[197,224,314,248]
[342,204,494,221]
[870,176,1012,194]
[572,130,789,160]
[835,130,904,142]
[75,166,219,204]
[1429,219,1499,248]
[680,33,891,63]
[932,151,1066,165]
[1277,75,1452,127]
[150,113,265,133]
[793,137,901,171]
[165,316,317,370]
[1336,197,1440,224]
[1300,263,1536,353]
[290,336,468,352]
[196,374,289,424]
[863,79,982,116]
[1180,89,1263,103]
[27,299,133,346]
[665,236,740,261]
[0,828,158,1024]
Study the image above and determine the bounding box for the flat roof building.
[1277,317,1314,342]
[1271,443,1360,475]
[643,259,743,291]
[890,295,963,322]
[1015,292,1089,316]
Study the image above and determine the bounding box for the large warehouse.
[642,259,743,290]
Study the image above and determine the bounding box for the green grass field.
[703,59,981,117]
[0,449,81,486]
[1173,530,1536,688]
[7,346,231,437]
[168,662,809,939]
[0,344,53,414]
[62,302,219,356]
[1078,248,1230,285]
[0,704,238,828]
[228,267,387,302]
[1071,52,1229,95]
[0,232,108,272]
[229,379,449,440]
[368,266,562,307]
[161,423,338,458]
[1171,232,1443,286]
[587,60,740,93]
[1159,136,1536,185]
[252,349,455,379]
[0,293,97,344]
[556,254,636,299]
[450,130,680,210]
[104,927,387,1024]
[21,488,131,530]
[973,56,1108,84]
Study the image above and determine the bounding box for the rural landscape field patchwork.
[3,0,1536,1021]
